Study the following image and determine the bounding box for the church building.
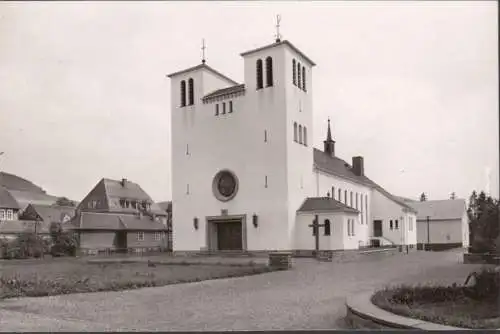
[167,37,418,254]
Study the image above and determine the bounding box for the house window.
[390,220,393,230]
[409,217,413,231]
[350,192,353,207]
[215,104,219,116]
[186,184,190,194]
[360,196,363,224]
[264,130,267,142]
[256,59,263,90]
[356,193,359,209]
[186,144,190,155]
[365,195,368,223]
[6,209,13,220]
[338,189,342,201]
[302,66,306,91]
[229,101,233,113]
[324,219,331,236]
[347,219,351,236]
[119,199,125,208]
[352,219,355,236]
[331,186,335,199]
[344,190,347,205]
[222,102,226,114]
[293,122,298,142]
[154,232,161,241]
[297,62,301,89]
[137,232,145,241]
[180,80,186,107]
[265,56,273,87]
[395,220,399,229]
[0,209,5,220]
[298,125,303,144]
[265,175,268,188]
[292,59,296,86]
[303,126,307,146]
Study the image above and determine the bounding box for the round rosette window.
[213,170,239,202]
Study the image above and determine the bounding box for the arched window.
[360,196,364,224]
[293,122,298,142]
[356,193,359,209]
[297,62,301,89]
[350,191,353,207]
[324,219,331,236]
[298,125,303,144]
[188,78,194,105]
[344,190,347,205]
[338,188,342,201]
[303,126,307,146]
[292,59,296,86]
[265,57,273,87]
[256,59,263,90]
[302,66,306,91]
[331,186,335,199]
[180,80,186,107]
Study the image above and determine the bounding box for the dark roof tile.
[298,197,359,213]
[203,84,245,101]
[0,187,20,209]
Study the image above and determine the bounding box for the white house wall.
[295,212,350,251]
[416,219,464,245]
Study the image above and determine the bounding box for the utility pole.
[426,215,430,251]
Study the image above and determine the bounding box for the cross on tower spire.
[201,38,206,64]
[275,14,282,43]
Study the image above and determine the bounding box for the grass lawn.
[0,257,275,299]
[372,286,500,329]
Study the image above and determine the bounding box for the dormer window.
[180,80,186,107]
[265,56,273,87]
[256,59,263,90]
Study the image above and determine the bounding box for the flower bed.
[371,268,500,329]
[0,258,275,299]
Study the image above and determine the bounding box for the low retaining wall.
[463,252,500,265]
[417,243,463,251]
[345,291,462,330]
[268,252,293,269]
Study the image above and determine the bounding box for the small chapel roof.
[298,197,359,214]
[240,40,316,66]
[203,84,246,102]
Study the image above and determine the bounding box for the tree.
[468,190,499,254]
[419,192,427,202]
[56,197,76,207]
[450,192,456,200]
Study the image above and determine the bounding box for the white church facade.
[167,38,417,254]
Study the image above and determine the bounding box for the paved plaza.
[0,249,484,331]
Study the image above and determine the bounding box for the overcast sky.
[0,1,498,202]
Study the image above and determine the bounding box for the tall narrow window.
[331,186,335,199]
[186,144,190,155]
[298,125,303,144]
[293,122,298,142]
[292,59,297,86]
[324,219,331,236]
[303,126,307,146]
[297,62,301,89]
[350,192,353,207]
[360,196,364,224]
[395,220,399,229]
[344,190,347,205]
[188,78,194,105]
[347,219,351,236]
[265,56,273,87]
[180,80,186,107]
[215,104,219,116]
[222,102,226,114]
[302,66,306,91]
[352,220,356,236]
[256,59,263,89]
[390,220,393,230]
[356,193,359,209]
[265,175,268,188]
[229,101,233,113]
[338,189,342,201]
[264,130,268,142]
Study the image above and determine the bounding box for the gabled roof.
[24,204,75,223]
[313,148,417,213]
[298,197,359,214]
[71,212,167,231]
[202,84,246,102]
[240,40,316,66]
[0,172,47,193]
[0,187,20,210]
[408,199,467,221]
[7,189,58,209]
[0,219,50,234]
[166,63,239,85]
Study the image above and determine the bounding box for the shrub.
[465,267,499,301]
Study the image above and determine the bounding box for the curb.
[345,290,465,330]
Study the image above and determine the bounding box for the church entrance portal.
[206,215,247,252]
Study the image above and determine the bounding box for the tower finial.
[275,14,282,43]
[201,38,206,64]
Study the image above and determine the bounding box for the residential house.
[70,178,169,255]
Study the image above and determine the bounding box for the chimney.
[352,156,364,176]
[121,178,127,187]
